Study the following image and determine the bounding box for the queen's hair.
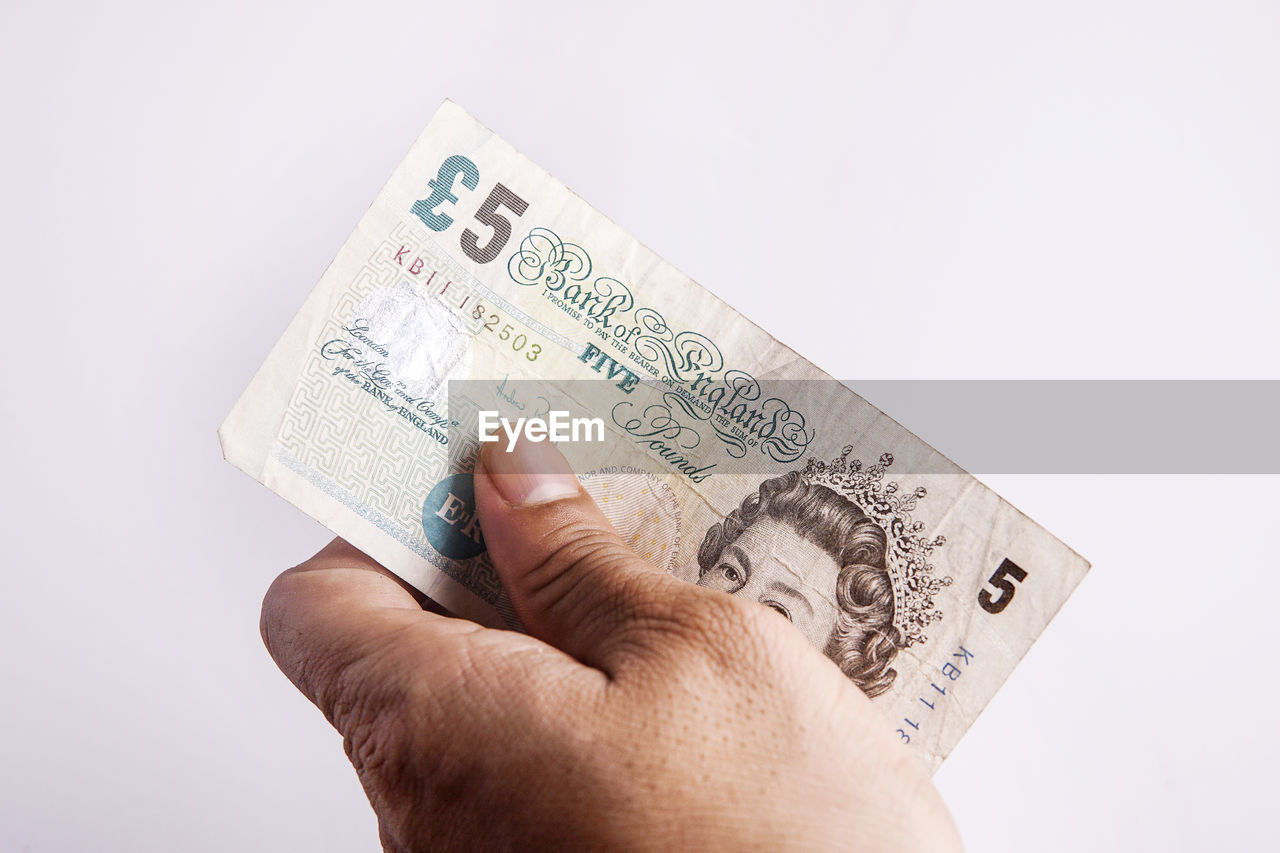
[696,471,902,698]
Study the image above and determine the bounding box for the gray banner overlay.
[449,380,1279,474]
[849,381,1278,474]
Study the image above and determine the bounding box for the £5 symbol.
[411,154,530,265]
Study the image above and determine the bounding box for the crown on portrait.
[801,447,951,647]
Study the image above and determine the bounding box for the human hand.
[261,436,962,851]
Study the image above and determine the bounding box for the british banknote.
[220,101,1089,773]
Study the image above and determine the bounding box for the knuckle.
[525,518,650,616]
[258,568,320,674]
[258,568,299,651]
[635,586,795,679]
[258,558,340,657]
[340,690,394,784]
[531,518,633,585]
[328,656,418,805]
[511,512,803,685]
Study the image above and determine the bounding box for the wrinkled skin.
[261,439,962,852]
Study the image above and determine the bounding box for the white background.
[2,1,1276,850]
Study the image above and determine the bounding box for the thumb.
[473,434,680,673]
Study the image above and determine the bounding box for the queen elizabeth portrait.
[695,470,908,698]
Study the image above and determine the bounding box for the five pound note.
[220,101,1089,773]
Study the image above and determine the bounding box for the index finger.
[260,538,486,733]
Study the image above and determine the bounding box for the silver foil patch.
[353,280,471,401]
